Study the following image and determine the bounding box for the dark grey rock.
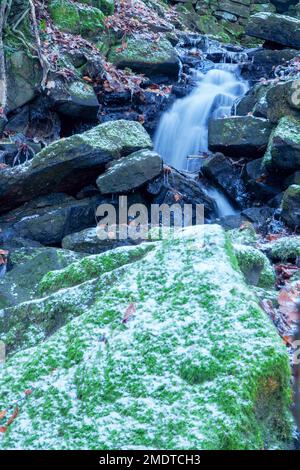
[97,150,163,194]
[0,193,103,245]
[281,184,300,228]
[246,12,300,49]
[203,153,248,208]
[208,116,273,157]
[0,120,152,214]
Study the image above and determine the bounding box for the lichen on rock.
[0,225,292,450]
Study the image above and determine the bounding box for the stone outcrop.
[108,37,180,78]
[0,225,292,449]
[208,116,273,157]
[246,12,300,49]
[281,184,300,228]
[96,150,163,194]
[263,116,300,171]
[0,120,152,214]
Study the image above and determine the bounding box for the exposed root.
[0,0,10,115]
[28,0,50,89]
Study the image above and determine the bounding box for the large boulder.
[263,116,300,171]
[0,225,292,449]
[266,79,300,123]
[270,0,299,14]
[47,78,99,119]
[281,184,300,228]
[49,0,105,38]
[96,150,163,194]
[6,50,42,113]
[246,12,300,49]
[0,120,152,214]
[0,193,103,245]
[108,37,180,78]
[208,116,273,158]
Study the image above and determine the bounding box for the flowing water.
[154,62,248,217]
[154,64,248,171]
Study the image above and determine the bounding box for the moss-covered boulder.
[96,149,163,194]
[246,12,300,49]
[208,116,273,157]
[266,236,300,261]
[49,0,105,38]
[0,120,152,214]
[266,80,300,123]
[0,247,84,309]
[281,184,300,229]
[80,0,114,16]
[108,37,180,78]
[47,78,99,119]
[6,50,42,112]
[263,116,300,171]
[0,243,154,355]
[0,225,292,449]
[233,244,275,288]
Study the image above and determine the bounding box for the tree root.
[0,0,10,115]
[28,0,50,89]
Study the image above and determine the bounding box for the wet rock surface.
[246,12,300,49]
[0,0,300,451]
[96,150,163,194]
[208,116,273,157]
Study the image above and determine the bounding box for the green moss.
[263,116,300,170]
[228,225,258,247]
[31,119,153,169]
[234,244,275,289]
[80,0,114,16]
[39,244,155,294]
[49,0,105,37]
[0,225,292,449]
[108,36,177,66]
[268,236,300,261]
[282,184,300,210]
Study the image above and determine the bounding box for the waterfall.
[154,64,248,171]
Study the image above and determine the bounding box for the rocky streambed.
[0,0,300,450]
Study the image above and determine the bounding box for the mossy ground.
[0,225,292,450]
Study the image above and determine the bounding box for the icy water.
[154,64,248,171]
[154,63,248,217]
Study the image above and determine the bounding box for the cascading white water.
[154,64,248,171]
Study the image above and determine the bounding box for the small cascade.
[154,41,249,218]
[154,64,248,171]
[205,186,238,218]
